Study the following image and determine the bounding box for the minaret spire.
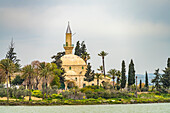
[63,22,74,55]
[66,21,72,33]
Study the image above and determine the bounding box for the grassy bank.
[0,93,170,106]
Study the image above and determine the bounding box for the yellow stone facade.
[61,23,111,89]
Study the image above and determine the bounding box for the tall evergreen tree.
[80,41,87,55]
[161,58,170,89]
[6,39,20,87]
[128,59,135,87]
[162,67,170,89]
[167,58,170,68]
[74,41,81,56]
[161,67,170,89]
[139,79,142,90]
[121,60,126,89]
[74,41,90,63]
[145,71,149,89]
[84,63,94,85]
[152,69,161,91]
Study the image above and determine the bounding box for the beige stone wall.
[64,74,111,88]
[63,65,111,88]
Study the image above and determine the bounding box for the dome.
[61,54,86,66]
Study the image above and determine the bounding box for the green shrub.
[62,90,86,99]
[32,90,42,98]
[51,94,63,99]
[0,84,4,88]
[141,87,148,92]
[0,88,6,97]
[80,87,94,93]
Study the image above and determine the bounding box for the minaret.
[64,22,74,55]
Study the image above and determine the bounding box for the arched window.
[75,77,77,81]
[92,83,94,86]
[82,66,84,69]
[69,66,71,70]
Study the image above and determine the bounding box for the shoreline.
[0,99,169,106]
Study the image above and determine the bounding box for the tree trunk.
[97,78,99,89]
[113,79,115,90]
[35,77,39,90]
[102,57,106,77]
[135,76,138,98]
[45,76,48,99]
[28,75,31,101]
[6,71,9,102]
[9,75,11,87]
[42,78,45,99]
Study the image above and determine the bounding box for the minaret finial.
[66,21,72,33]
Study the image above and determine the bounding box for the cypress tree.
[128,59,135,87]
[121,60,126,89]
[74,41,81,56]
[139,79,142,90]
[84,63,95,85]
[167,58,170,68]
[145,71,149,89]
[80,41,87,55]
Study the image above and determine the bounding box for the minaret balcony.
[63,44,74,47]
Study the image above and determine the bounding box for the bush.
[141,87,148,92]
[0,88,6,97]
[80,87,94,93]
[51,94,63,99]
[62,90,86,100]
[0,84,4,88]
[32,90,42,98]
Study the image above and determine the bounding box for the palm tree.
[31,60,41,90]
[97,66,103,74]
[39,62,53,99]
[0,59,15,102]
[22,65,34,101]
[95,73,102,88]
[116,70,121,85]
[108,69,117,89]
[98,51,108,77]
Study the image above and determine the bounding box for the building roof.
[61,54,86,66]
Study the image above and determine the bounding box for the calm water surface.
[0,103,169,113]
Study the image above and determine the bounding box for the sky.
[0,0,170,74]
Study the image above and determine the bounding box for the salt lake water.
[0,103,169,113]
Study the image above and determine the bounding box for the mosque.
[61,23,111,89]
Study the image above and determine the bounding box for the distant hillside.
[126,73,156,85]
